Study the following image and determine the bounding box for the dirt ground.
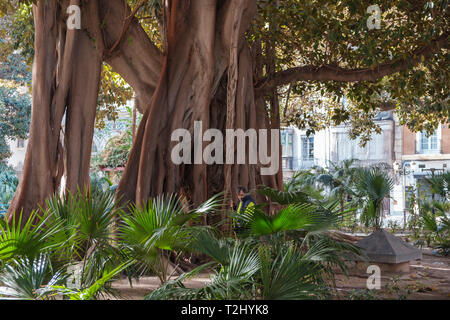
[109,248,449,300]
[110,274,212,300]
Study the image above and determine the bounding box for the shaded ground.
[109,248,449,300]
[333,248,450,300]
[110,274,213,300]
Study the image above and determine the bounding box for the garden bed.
[105,249,449,300]
[332,248,450,300]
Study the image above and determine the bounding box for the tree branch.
[105,0,146,58]
[255,32,448,97]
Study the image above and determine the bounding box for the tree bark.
[116,0,284,210]
[101,0,162,114]
[8,0,104,222]
[255,31,449,97]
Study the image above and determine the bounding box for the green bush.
[0,162,18,204]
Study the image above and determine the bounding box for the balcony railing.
[282,157,316,170]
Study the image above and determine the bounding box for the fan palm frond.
[259,245,325,300]
[49,260,133,300]
[0,210,65,263]
[356,167,394,229]
[232,202,345,237]
[145,241,259,300]
[258,186,311,205]
[0,254,66,300]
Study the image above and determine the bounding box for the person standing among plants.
[229,186,256,233]
[231,186,256,214]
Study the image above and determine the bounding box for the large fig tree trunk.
[7,0,104,223]
[7,0,283,223]
[116,0,281,209]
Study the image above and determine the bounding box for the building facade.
[281,112,450,226]
[400,124,450,207]
[6,138,27,174]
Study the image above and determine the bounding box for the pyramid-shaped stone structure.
[356,229,422,264]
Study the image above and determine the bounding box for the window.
[301,136,314,161]
[420,130,439,154]
[17,138,25,148]
[281,131,293,157]
[282,158,293,170]
[281,130,294,170]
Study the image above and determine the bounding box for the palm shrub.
[0,255,133,300]
[418,200,450,254]
[423,171,450,200]
[314,159,360,213]
[118,193,222,284]
[245,186,362,285]
[355,167,394,230]
[1,191,223,299]
[0,254,66,300]
[257,243,329,300]
[231,192,362,274]
[0,210,65,265]
[145,234,344,300]
[284,161,362,231]
[283,170,322,198]
[252,186,357,236]
[39,188,128,298]
[145,185,362,300]
[1,182,365,300]
[144,238,258,300]
[0,187,131,299]
[46,260,133,300]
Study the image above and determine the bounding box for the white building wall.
[282,116,401,222]
[6,138,28,174]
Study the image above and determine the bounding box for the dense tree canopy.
[252,0,448,140]
[2,0,448,137]
[0,53,31,161]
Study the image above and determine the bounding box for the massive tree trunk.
[7,0,105,223]
[7,0,283,223]
[116,0,282,210]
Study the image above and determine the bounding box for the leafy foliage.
[96,64,134,130]
[144,184,362,300]
[92,131,132,169]
[253,0,449,140]
[423,171,450,199]
[0,86,31,157]
[47,261,133,300]
[0,254,66,300]
[0,163,18,204]
[118,193,221,283]
[0,210,65,264]
[0,184,365,300]
[145,233,354,300]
